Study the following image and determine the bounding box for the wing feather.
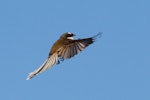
[58,37,95,60]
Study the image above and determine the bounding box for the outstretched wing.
[26,53,58,80]
[58,33,102,59]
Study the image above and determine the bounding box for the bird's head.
[60,32,75,40]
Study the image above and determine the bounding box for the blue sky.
[0,0,150,100]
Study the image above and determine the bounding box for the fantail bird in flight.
[26,32,102,80]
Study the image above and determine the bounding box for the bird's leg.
[57,58,64,64]
[57,59,60,64]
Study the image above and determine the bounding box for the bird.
[26,32,102,80]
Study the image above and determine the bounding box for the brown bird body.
[26,32,102,80]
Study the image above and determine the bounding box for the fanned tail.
[26,53,58,80]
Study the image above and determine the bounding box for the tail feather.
[26,53,58,80]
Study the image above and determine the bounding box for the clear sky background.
[0,0,150,100]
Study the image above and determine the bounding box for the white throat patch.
[67,36,74,40]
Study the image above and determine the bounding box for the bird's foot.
[57,58,64,64]
[57,60,60,64]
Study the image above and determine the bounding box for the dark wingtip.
[93,32,103,39]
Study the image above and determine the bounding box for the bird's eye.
[67,33,74,37]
